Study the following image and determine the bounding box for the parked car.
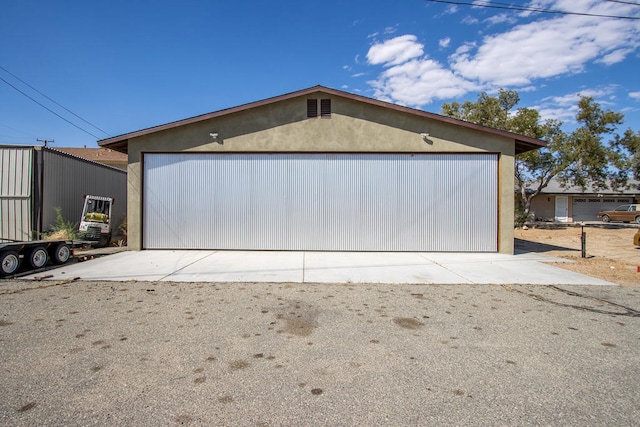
[634,229,640,246]
[597,204,640,224]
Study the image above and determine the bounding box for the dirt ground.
[515,224,640,286]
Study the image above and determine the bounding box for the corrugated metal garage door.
[572,196,634,221]
[143,153,498,251]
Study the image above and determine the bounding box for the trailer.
[0,239,73,277]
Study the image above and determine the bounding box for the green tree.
[442,90,564,217]
[611,128,640,183]
[559,96,624,191]
[441,91,634,220]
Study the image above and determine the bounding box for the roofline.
[0,144,127,173]
[44,147,127,174]
[98,85,547,155]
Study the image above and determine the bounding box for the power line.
[603,0,640,6]
[0,66,110,137]
[0,65,111,139]
[426,0,640,19]
[0,75,102,140]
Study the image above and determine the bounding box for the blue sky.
[1,0,639,148]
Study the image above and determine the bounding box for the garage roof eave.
[98,138,129,154]
[515,138,547,155]
[98,85,547,155]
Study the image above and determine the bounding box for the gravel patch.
[1,280,639,426]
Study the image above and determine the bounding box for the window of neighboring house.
[320,99,331,118]
[307,99,318,118]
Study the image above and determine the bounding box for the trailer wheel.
[51,243,71,264]
[1,251,20,276]
[29,247,48,269]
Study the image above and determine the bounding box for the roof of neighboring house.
[0,144,127,173]
[53,147,127,167]
[528,179,640,195]
[98,85,547,155]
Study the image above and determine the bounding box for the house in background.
[54,147,127,170]
[528,179,640,222]
[1,145,127,242]
[99,85,546,254]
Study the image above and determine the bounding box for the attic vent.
[320,99,331,118]
[307,99,318,118]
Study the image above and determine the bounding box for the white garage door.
[572,196,634,221]
[143,153,498,251]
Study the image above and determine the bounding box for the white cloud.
[453,19,593,85]
[517,85,538,93]
[597,48,634,66]
[366,35,424,66]
[383,26,397,35]
[352,72,365,78]
[366,36,477,106]
[461,15,479,25]
[534,87,618,122]
[453,42,475,56]
[484,13,516,26]
[541,87,616,106]
[363,1,639,109]
[535,105,578,124]
[450,4,640,87]
[629,92,640,101]
[368,59,479,106]
[434,4,458,18]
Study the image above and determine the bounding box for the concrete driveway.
[23,250,615,285]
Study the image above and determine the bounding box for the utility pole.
[36,138,54,147]
[35,138,54,238]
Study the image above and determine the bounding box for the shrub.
[44,207,80,240]
[116,216,127,246]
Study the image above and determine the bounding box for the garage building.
[99,86,545,254]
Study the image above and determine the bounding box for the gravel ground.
[1,279,639,426]
[515,225,640,285]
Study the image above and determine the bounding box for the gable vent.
[307,99,318,118]
[320,99,331,118]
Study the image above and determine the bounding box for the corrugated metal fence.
[1,146,127,242]
[40,148,127,235]
[0,146,33,241]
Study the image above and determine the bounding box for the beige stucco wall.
[530,195,557,222]
[126,94,516,253]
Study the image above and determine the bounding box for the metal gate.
[143,153,498,251]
